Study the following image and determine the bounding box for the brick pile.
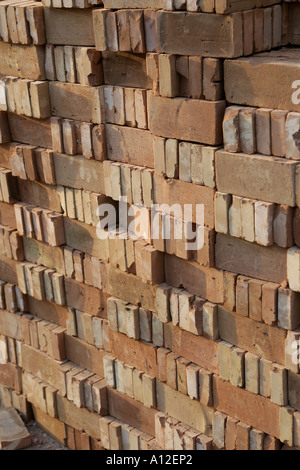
[0,0,300,451]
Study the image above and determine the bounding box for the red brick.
[107,388,156,437]
[213,376,280,438]
[235,422,251,450]
[109,330,157,378]
[164,323,218,374]
[225,416,238,450]
[0,363,22,392]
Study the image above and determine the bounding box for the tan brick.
[245,352,260,394]
[225,416,238,450]
[255,201,275,247]
[213,376,280,439]
[230,347,245,388]
[279,406,293,446]
[216,150,297,206]
[150,95,225,146]
[218,340,232,382]
[236,422,251,450]
[214,192,230,235]
[256,108,272,155]
[278,287,300,331]
[156,11,243,58]
[270,363,288,406]
[213,411,227,449]
[271,110,288,157]
[249,428,264,450]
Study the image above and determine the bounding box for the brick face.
[213,376,280,438]
[218,306,286,365]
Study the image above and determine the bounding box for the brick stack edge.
[1,0,300,452]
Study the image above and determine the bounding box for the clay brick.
[215,192,231,235]
[203,58,222,101]
[216,234,287,285]
[142,374,156,408]
[216,150,297,206]
[278,287,300,331]
[132,368,144,404]
[245,352,260,394]
[152,315,164,347]
[138,308,152,343]
[196,433,212,450]
[241,198,255,242]
[225,416,238,450]
[156,283,171,323]
[107,388,156,437]
[279,406,293,446]
[150,95,225,146]
[263,7,272,50]
[225,50,300,113]
[166,352,179,390]
[287,247,300,293]
[239,107,256,155]
[259,358,272,399]
[177,289,194,332]
[213,376,280,439]
[256,108,272,155]
[157,348,169,384]
[218,305,286,365]
[242,10,254,56]
[273,205,293,249]
[293,411,300,447]
[218,340,232,382]
[213,411,227,449]
[262,282,278,326]
[156,11,243,58]
[109,329,157,378]
[236,422,251,450]
[52,273,66,306]
[230,347,245,388]
[248,279,264,322]
[223,107,240,153]
[198,368,213,407]
[249,428,264,450]
[270,363,288,406]
[202,302,218,340]
[186,363,199,400]
[263,434,281,450]
[254,201,275,247]
[165,323,218,374]
[236,276,249,318]
[271,110,288,157]
[156,381,213,436]
[159,54,179,98]
[129,10,145,54]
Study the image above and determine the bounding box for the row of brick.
[16,261,66,305]
[2,77,50,119]
[147,53,223,101]
[0,225,24,260]
[93,4,284,56]
[154,136,217,187]
[223,105,300,159]
[14,202,64,246]
[215,193,294,248]
[51,117,106,160]
[45,45,102,86]
[0,0,45,45]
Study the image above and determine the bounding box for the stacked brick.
[1,0,300,451]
